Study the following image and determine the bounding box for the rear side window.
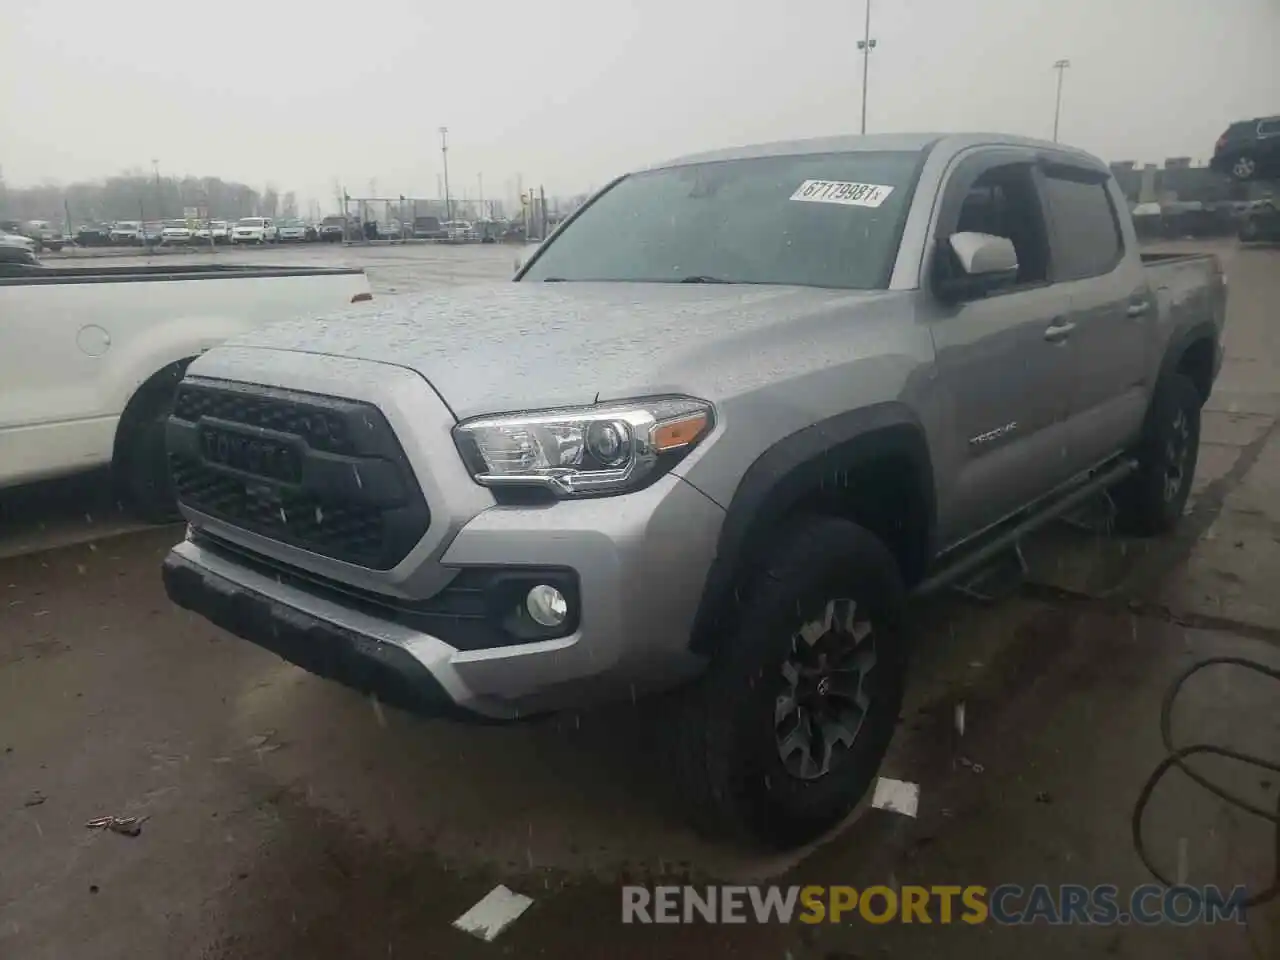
[1258,119,1280,137]
[1040,173,1123,281]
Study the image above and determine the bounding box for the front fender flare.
[688,402,936,656]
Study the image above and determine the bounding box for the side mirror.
[935,231,1019,302]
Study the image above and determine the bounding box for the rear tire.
[116,383,183,524]
[1113,373,1202,536]
[676,516,908,848]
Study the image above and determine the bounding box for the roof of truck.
[649,132,1103,172]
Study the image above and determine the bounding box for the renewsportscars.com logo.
[621,884,1248,926]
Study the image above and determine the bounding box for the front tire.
[677,516,908,848]
[1113,373,1202,535]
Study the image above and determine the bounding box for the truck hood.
[216,282,897,420]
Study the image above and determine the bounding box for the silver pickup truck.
[162,133,1226,848]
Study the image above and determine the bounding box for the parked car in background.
[0,244,41,268]
[110,221,143,245]
[443,219,477,241]
[0,229,37,252]
[476,219,509,243]
[141,222,165,245]
[161,220,194,245]
[231,217,277,244]
[318,216,346,242]
[1238,199,1280,242]
[193,220,232,244]
[1130,202,1163,241]
[1211,115,1280,181]
[412,215,446,239]
[276,219,308,242]
[74,223,114,247]
[19,220,65,252]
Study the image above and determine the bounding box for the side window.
[1040,172,1123,281]
[1258,119,1280,138]
[941,162,1050,288]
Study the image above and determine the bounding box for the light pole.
[856,0,877,135]
[1052,59,1071,143]
[151,158,161,216]
[439,126,452,223]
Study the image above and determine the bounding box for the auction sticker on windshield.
[790,180,894,208]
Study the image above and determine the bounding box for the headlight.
[453,396,714,497]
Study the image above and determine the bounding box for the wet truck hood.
[209,282,893,420]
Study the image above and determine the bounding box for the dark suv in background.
[1211,115,1280,181]
[412,215,446,239]
[317,216,347,242]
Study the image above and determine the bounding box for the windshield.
[523,150,921,289]
[237,218,264,226]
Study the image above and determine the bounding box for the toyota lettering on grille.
[199,426,302,484]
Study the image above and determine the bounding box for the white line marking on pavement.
[453,885,534,942]
[871,777,920,818]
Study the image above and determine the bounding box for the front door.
[927,154,1079,546]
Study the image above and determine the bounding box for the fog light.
[526,584,568,628]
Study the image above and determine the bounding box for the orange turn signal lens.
[652,412,710,452]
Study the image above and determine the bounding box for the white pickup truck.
[0,260,372,519]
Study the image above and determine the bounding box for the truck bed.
[0,262,364,286]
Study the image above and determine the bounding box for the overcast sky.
[2,0,1276,209]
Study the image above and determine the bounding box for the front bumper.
[164,542,474,718]
[164,357,726,717]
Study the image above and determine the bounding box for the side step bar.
[913,457,1138,598]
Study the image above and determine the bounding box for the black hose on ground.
[1131,656,1280,909]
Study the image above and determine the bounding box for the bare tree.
[3,172,277,225]
[260,185,279,218]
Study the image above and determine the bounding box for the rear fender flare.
[1157,320,1220,401]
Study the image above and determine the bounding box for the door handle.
[1127,301,1150,318]
[1044,320,1076,342]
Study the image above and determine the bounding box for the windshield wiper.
[678,275,732,283]
[541,277,568,282]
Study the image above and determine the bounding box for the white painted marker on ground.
[453,885,534,942]
[871,777,920,818]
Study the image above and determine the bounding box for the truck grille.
[167,379,430,570]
